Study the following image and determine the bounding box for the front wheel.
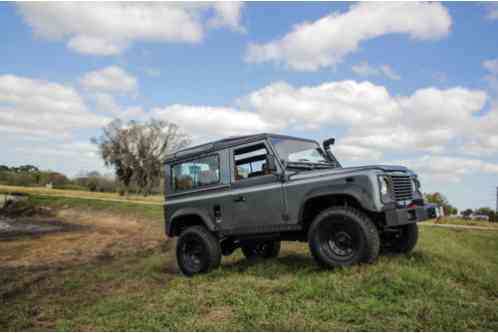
[308,206,380,268]
[241,240,281,259]
[176,225,221,276]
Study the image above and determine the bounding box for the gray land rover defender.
[164,133,435,276]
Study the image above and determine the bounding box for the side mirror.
[266,154,278,173]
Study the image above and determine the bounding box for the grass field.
[432,217,498,229]
[1,193,498,331]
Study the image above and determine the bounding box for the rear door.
[229,140,285,232]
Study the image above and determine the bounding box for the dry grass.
[0,184,163,205]
[0,207,164,268]
[1,195,498,331]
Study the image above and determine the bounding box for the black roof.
[164,133,318,163]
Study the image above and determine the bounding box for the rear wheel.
[384,223,418,254]
[176,225,221,276]
[308,206,380,268]
[241,240,281,259]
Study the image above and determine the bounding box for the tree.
[424,192,457,215]
[475,207,496,222]
[462,209,473,218]
[92,118,191,195]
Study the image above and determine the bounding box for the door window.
[234,143,270,180]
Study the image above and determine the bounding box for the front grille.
[389,175,413,202]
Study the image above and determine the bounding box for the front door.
[229,141,285,232]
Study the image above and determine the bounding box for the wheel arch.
[168,208,216,237]
[299,187,374,232]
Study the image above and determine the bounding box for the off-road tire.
[308,206,380,268]
[176,225,221,276]
[387,223,418,254]
[241,240,281,259]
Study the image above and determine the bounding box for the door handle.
[233,195,246,202]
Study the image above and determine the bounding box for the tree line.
[424,192,496,222]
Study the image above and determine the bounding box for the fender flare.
[298,183,375,223]
[168,207,216,237]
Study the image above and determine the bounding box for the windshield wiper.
[294,159,336,169]
[285,161,315,170]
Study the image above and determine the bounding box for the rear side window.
[172,155,220,191]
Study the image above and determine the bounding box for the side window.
[234,143,269,181]
[172,155,220,191]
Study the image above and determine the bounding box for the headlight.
[379,176,389,195]
[378,175,391,202]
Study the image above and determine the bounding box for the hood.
[288,164,413,180]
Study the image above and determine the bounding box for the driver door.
[229,141,285,232]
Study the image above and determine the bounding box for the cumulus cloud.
[93,93,147,120]
[0,74,109,138]
[397,155,498,183]
[151,104,276,143]
[80,66,137,95]
[239,80,490,157]
[17,2,245,56]
[10,140,107,177]
[352,62,401,80]
[245,2,451,71]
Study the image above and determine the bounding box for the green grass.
[431,217,498,229]
[1,195,498,331]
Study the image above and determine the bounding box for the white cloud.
[240,80,489,157]
[151,104,276,143]
[483,58,498,75]
[17,2,244,56]
[245,2,451,71]
[397,155,498,183]
[242,80,400,130]
[352,62,401,80]
[333,144,382,162]
[0,74,109,138]
[207,2,246,33]
[10,140,107,177]
[380,65,401,81]
[80,66,137,94]
[93,93,147,120]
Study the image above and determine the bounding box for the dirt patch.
[0,204,164,268]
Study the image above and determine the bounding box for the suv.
[164,133,435,276]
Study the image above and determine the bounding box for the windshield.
[270,137,330,164]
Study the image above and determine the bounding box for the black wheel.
[176,225,221,276]
[241,240,281,259]
[385,223,418,253]
[308,206,380,268]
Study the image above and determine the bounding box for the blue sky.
[1,2,498,210]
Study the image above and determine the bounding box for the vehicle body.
[163,133,435,276]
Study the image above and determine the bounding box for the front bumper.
[384,204,437,227]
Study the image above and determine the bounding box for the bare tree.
[92,118,191,195]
